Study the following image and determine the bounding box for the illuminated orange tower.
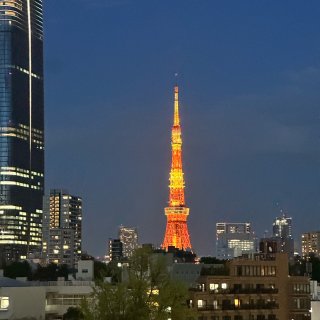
[162,85,192,250]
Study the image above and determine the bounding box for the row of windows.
[293,284,310,294]
[235,265,276,277]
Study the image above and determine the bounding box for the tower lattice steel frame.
[162,86,192,250]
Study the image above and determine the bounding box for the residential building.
[302,231,320,258]
[44,228,75,267]
[109,238,123,261]
[42,189,82,267]
[0,0,45,263]
[216,222,256,259]
[190,253,311,320]
[0,260,94,320]
[118,225,139,258]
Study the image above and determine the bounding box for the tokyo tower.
[162,85,192,250]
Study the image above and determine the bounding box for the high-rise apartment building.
[118,225,138,258]
[0,1,45,263]
[302,231,320,258]
[109,238,123,262]
[42,190,82,267]
[216,222,256,259]
[272,213,294,259]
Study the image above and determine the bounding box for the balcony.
[209,288,278,294]
[197,302,279,311]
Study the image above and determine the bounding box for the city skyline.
[44,1,320,256]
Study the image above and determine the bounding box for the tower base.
[162,207,192,250]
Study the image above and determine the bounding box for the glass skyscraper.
[0,1,44,262]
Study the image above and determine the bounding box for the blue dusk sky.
[44,0,320,256]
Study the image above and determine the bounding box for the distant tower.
[162,86,192,250]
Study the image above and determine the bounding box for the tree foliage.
[80,248,193,320]
[63,307,84,320]
[3,261,32,279]
[4,262,70,281]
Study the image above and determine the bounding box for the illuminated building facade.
[301,231,320,258]
[272,213,294,259]
[190,253,311,320]
[216,222,256,259]
[118,225,138,258]
[42,190,82,267]
[162,86,192,250]
[0,0,44,262]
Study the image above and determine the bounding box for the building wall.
[45,283,93,319]
[311,301,320,320]
[0,286,45,319]
[190,253,310,320]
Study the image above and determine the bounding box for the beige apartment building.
[302,232,320,258]
[189,253,310,320]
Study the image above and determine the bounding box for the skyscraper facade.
[162,86,192,251]
[0,1,44,262]
[42,190,82,267]
[216,222,256,259]
[118,225,138,258]
[272,213,294,259]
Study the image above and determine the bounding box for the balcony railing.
[197,302,279,311]
[208,288,278,294]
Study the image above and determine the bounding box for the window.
[209,283,219,291]
[221,283,227,289]
[0,297,9,310]
[197,300,206,308]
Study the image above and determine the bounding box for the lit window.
[221,283,227,289]
[197,300,205,308]
[234,298,240,308]
[0,297,9,310]
[209,283,219,291]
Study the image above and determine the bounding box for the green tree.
[4,261,32,279]
[80,248,193,320]
[63,307,84,320]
